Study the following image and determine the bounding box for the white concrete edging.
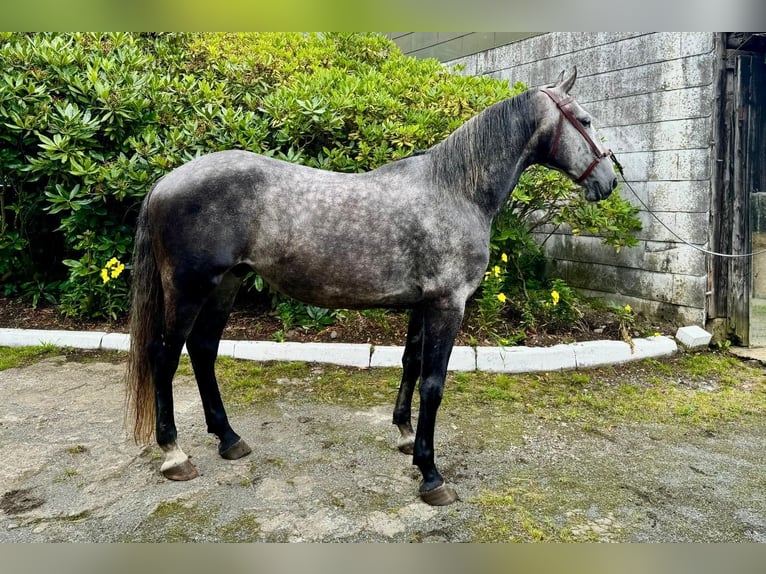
[0,329,678,373]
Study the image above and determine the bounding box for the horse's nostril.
[611,177,618,190]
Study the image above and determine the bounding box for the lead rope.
[610,153,766,259]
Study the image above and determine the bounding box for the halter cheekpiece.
[540,87,614,184]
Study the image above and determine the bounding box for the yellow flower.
[501,253,508,263]
[102,257,124,283]
[493,265,501,277]
[551,290,560,306]
[624,304,632,313]
[496,292,507,303]
[110,262,125,279]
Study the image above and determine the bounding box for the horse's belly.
[260,266,422,310]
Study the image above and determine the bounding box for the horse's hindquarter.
[150,151,489,309]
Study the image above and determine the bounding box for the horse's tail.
[126,186,163,445]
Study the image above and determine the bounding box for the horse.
[126,68,618,506]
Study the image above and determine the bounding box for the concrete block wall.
[446,32,718,326]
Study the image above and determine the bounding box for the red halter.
[540,87,613,184]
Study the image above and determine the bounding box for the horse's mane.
[425,89,539,211]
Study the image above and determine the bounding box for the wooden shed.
[389,32,766,345]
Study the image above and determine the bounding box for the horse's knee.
[419,376,444,405]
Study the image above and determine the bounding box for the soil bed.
[0,296,675,348]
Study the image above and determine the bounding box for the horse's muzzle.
[587,177,617,202]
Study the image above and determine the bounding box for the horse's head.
[537,68,618,202]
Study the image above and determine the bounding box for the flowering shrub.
[60,255,128,320]
[477,258,510,341]
[0,32,640,327]
[0,32,513,321]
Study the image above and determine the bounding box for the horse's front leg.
[393,306,424,455]
[412,301,463,506]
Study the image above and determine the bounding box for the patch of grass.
[677,352,745,378]
[197,351,766,432]
[470,465,631,543]
[310,367,400,408]
[127,500,220,542]
[217,358,312,406]
[218,512,261,542]
[0,346,127,371]
[470,486,599,542]
[217,358,401,409]
[0,344,59,370]
[441,353,766,430]
[7,342,762,434]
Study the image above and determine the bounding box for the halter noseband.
[540,87,613,184]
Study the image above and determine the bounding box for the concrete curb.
[0,328,678,373]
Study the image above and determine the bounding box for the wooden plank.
[747,55,766,345]
[729,54,753,343]
[709,37,733,322]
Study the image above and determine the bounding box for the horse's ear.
[547,70,565,88]
[558,67,577,93]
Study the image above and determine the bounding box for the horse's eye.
[580,117,592,128]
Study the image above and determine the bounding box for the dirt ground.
[0,350,765,543]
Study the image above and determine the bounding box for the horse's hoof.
[397,437,415,455]
[162,459,199,481]
[220,438,252,460]
[420,483,459,506]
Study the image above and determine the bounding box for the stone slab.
[233,341,370,368]
[675,325,712,349]
[0,328,105,350]
[100,332,130,352]
[476,344,577,373]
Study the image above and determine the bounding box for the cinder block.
[233,341,370,368]
[675,325,712,349]
[0,328,105,349]
[476,344,576,373]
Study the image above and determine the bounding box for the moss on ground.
[125,499,262,542]
[0,344,60,370]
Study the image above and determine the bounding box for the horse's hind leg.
[392,306,424,455]
[152,289,205,481]
[185,271,252,461]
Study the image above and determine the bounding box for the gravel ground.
[1,353,764,542]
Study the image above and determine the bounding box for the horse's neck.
[429,96,539,220]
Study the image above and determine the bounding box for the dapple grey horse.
[127,69,618,505]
